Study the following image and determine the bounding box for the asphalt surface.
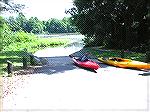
[2,40,150,112]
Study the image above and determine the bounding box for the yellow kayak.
[98,57,150,70]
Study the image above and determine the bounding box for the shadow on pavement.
[33,64,78,75]
[32,56,109,75]
[32,56,77,75]
[13,56,110,76]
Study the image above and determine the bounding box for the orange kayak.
[98,57,150,70]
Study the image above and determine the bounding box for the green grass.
[85,47,146,62]
[0,38,70,75]
[3,38,69,53]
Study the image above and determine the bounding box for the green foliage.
[146,40,150,62]
[146,51,150,62]
[6,13,77,34]
[1,18,69,53]
[82,37,94,47]
[85,47,145,62]
[2,23,16,47]
[0,21,70,74]
[27,17,44,34]
[45,18,77,33]
[2,23,36,50]
[0,16,5,51]
[67,0,149,52]
[14,31,38,43]
[3,31,69,52]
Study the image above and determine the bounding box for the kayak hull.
[98,57,150,70]
[72,58,100,70]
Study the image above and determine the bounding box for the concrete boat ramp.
[2,45,150,112]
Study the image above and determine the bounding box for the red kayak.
[71,56,100,70]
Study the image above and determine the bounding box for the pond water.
[34,34,85,57]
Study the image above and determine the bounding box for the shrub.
[14,31,38,43]
[146,40,150,62]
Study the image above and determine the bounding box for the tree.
[67,0,116,46]
[45,18,66,33]
[27,17,44,34]
[7,13,27,32]
[0,0,25,12]
[6,15,77,34]
[6,15,45,34]
[67,0,149,51]
[62,17,77,33]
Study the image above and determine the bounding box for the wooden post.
[7,60,13,74]
[23,57,27,69]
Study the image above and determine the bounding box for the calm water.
[34,34,85,57]
[38,34,85,47]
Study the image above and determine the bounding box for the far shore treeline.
[5,13,77,34]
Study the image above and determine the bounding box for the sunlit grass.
[0,38,70,75]
[3,38,70,53]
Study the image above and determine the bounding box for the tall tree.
[67,0,149,51]
[45,18,66,33]
[62,17,77,33]
[27,17,44,34]
[7,13,27,32]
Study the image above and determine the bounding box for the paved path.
[2,45,150,112]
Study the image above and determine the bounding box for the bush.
[14,32,38,43]
[146,40,150,62]
[146,51,150,62]
[0,16,5,51]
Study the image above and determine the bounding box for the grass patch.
[0,37,70,76]
[85,47,146,62]
[4,38,70,53]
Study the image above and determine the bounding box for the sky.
[2,0,74,20]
